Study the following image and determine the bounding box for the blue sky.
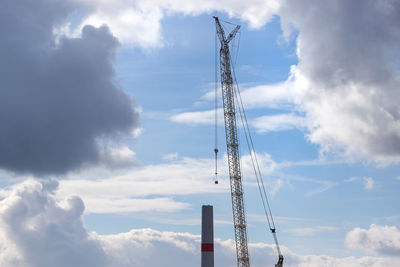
[107,10,400,256]
[80,8,400,260]
[1,0,400,266]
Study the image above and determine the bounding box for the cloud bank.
[56,153,276,214]
[280,0,400,164]
[0,0,140,175]
[74,0,281,46]
[346,224,400,257]
[0,179,399,267]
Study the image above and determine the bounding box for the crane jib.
[213,16,284,267]
[214,16,250,267]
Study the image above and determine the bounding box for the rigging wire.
[214,23,219,184]
[232,76,272,229]
[221,19,240,26]
[231,30,241,68]
[214,17,283,265]
[229,37,282,256]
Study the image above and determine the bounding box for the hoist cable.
[230,45,282,256]
[221,19,240,26]
[232,68,282,254]
[232,75,273,229]
[214,23,219,180]
[233,30,241,67]
[231,59,277,227]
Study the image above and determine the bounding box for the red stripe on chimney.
[201,243,214,252]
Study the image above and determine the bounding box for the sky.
[0,0,400,266]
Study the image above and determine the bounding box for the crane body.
[213,16,284,267]
[214,16,250,267]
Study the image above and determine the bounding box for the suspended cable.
[231,30,241,68]
[221,19,240,26]
[233,78,272,229]
[230,43,282,257]
[214,16,283,266]
[214,17,252,266]
[214,23,219,184]
[235,79,277,229]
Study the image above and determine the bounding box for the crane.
[214,16,249,267]
[213,16,284,267]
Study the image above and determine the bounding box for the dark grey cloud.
[0,0,139,175]
[278,0,400,164]
[281,0,400,87]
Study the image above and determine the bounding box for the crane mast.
[213,16,250,267]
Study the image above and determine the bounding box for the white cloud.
[0,153,331,214]
[345,177,375,192]
[57,152,280,214]
[247,213,310,225]
[98,146,138,169]
[0,180,399,267]
[346,224,400,257]
[64,0,281,47]
[269,178,284,197]
[76,197,189,214]
[171,106,304,135]
[345,177,360,183]
[240,152,277,177]
[131,127,143,138]
[171,82,296,129]
[162,152,179,161]
[238,82,295,109]
[363,177,375,191]
[305,181,336,196]
[285,226,338,237]
[290,255,399,267]
[60,0,280,50]
[170,108,223,126]
[252,113,307,133]
[171,109,308,134]
[276,158,344,169]
[283,174,336,196]
[58,157,226,214]
[0,179,107,267]
[80,5,164,48]
[0,150,284,215]
[0,188,10,200]
[151,0,280,29]
[139,217,232,226]
[201,82,295,110]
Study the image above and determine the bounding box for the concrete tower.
[201,205,214,267]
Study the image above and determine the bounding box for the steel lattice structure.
[214,16,250,267]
